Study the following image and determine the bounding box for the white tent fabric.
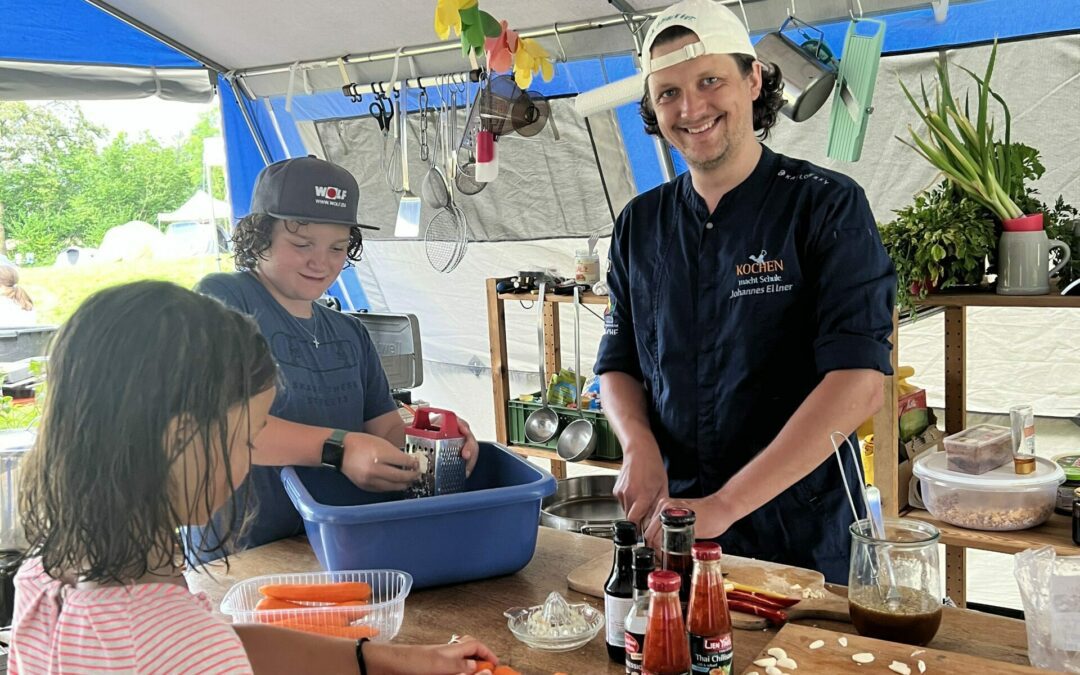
[97,220,164,262]
[157,190,230,223]
[92,0,933,98]
[0,60,212,102]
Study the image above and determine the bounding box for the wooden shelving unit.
[487,279,615,479]
[882,290,1080,606]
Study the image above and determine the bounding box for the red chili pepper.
[726,589,791,611]
[727,585,800,608]
[727,598,788,625]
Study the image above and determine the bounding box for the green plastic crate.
[508,398,623,460]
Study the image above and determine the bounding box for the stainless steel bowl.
[540,475,624,538]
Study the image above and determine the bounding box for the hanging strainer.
[424,83,469,273]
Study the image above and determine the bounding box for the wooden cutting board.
[740,624,1045,674]
[566,550,847,630]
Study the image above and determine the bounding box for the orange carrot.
[269,620,379,639]
[259,581,372,603]
[492,667,521,675]
[473,661,495,673]
[256,597,307,611]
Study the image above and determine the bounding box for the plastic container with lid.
[914,452,1064,531]
[942,423,1013,475]
[1053,453,1080,515]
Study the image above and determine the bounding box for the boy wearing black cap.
[192,156,480,554]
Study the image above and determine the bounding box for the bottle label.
[624,631,644,674]
[689,632,733,674]
[644,671,690,675]
[605,595,634,647]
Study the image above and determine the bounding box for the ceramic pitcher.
[997,229,1071,295]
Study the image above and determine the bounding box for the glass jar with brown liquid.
[848,518,942,646]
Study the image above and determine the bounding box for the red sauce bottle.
[686,542,734,674]
[642,570,691,675]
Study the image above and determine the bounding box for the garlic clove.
[918,659,926,673]
[852,652,875,664]
[889,660,912,675]
[838,636,849,647]
[776,657,798,669]
[753,657,777,668]
[767,647,788,660]
[809,639,825,650]
[765,667,783,675]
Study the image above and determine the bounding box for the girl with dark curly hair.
[595,0,896,585]
[192,156,480,557]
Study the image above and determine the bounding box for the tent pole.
[226,75,271,165]
[82,0,229,74]
[230,2,757,81]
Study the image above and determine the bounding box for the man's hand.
[614,443,669,534]
[340,432,420,492]
[643,494,733,551]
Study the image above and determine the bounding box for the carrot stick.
[492,667,521,675]
[259,581,372,603]
[473,662,495,674]
[256,597,308,611]
[268,620,380,639]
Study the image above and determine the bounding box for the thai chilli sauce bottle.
[686,542,734,675]
[606,520,639,663]
[624,546,655,674]
[642,570,691,675]
[660,507,696,609]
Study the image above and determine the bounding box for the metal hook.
[553,22,568,63]
[788,0,796,18]
[735,0,751,33]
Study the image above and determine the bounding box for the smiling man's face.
[646,33,762,172]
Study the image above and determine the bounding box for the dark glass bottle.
[624,546,655,675]
[660,507,696,608]
[606,520,638,663]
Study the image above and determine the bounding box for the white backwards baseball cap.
[574,0,757,118]
[640,0,757,77]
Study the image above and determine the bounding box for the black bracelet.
[355,637,369,675]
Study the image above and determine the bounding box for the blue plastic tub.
[281,442,556,589]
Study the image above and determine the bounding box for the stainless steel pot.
[754,17,837,123]
[540,475,625,538]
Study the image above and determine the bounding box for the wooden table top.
[186,528,1032,674]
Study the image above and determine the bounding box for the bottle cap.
[614,520,638,546]
[648,569,681,593]
[692,541,722,561]
[660,507,696,526]
[1014,456,1036,475]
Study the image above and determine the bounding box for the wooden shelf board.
[916,290,1080,309]
[497,291,609,305]
[508,444,622,472]
[905,508,1080,557]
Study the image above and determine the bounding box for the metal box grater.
[404,407,467,498]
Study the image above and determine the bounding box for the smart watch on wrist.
[321,428,348,470]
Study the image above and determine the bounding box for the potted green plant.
[898,41,1033,228]
[878,181,996,314]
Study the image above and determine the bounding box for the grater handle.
[412,407,460,437]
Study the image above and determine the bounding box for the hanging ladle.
[524,281,560,444]
[557,286,597,461]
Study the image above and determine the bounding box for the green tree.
[0,102,224,263]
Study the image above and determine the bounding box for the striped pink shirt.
[10,558,253,674]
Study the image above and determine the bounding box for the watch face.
[322,440,344,469]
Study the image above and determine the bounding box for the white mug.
[997,230,1071,295]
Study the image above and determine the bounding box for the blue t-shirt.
[191,271,397,555]
[595,146,896,582]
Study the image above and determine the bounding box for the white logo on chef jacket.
[731,249,794,299]
[314,185,348,207]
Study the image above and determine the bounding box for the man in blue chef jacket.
[596,0,896,583]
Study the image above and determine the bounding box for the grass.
[19,255,234,326]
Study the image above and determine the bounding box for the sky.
[76,96,218,143]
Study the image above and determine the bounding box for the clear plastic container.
[914,452,1064,531]
[943,423,1013,475]
[220,569,411,642]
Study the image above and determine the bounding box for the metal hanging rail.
[230,3,748,81]
[341,69,484,101]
